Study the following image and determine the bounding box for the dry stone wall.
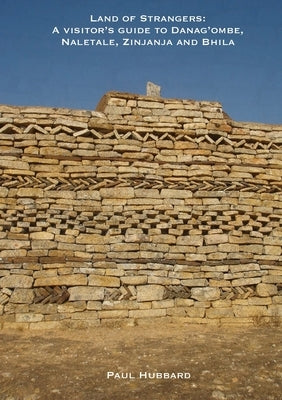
[0,91,281,329]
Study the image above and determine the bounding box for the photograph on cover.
[0,1,281,399]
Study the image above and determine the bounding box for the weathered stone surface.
[185,307,205,318]
[230,264,260,273]
[146,81,161,97]
[98,310,129,319]
[232,277,262,287]
[135,189,160,198]
[191,287,221,301]
[76,234,104,244]
[272,296,282,304]
[10,289,34,304]
[151,235,176,244]
[0,188,9,197]
[175,298,194,307]
[138,100,164,109]
[148,276,179,285]
[17,188,44,197]
[69,286,104,301]
[47,190,76,199]
[206,308,234,318]
[262,275,282,284]
[88,275,120,287]
[15,313,44,323]
[110,243,139,252]
[233,305,268,317]
[100,187,134,198]
[34,275,87,287]
[264,245,281,255]
[256,283,278,297]
[248,297,272,306]
[268,304,282,317]
[129,309,167,318]
[32,240,57,250]
[54,118,88,128]
[160,189,192,199]
[29,321,68,330]
[152,299,174,309]
[212,300,232,308]
[58,301,86,313]
[264,237,282,246]
[137,285,165,302]
[121,276,147,286]
[87,301,102,310]
[176,236,203,246]
[0,240,30,250]
[104,105,131,115]
[182,279,208,287]
[30,232,54,240]
[76,191,101,200]
[204,234,228,245]
[0,275,33,288]
[0,160,29,170]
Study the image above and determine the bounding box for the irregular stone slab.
[176,236,203,246]
[262,275,282,284]
[15,313,43,323]
[161,189,192,199]
[17,188,44,197]
[88,275,120,288]
[34,275,87,287]
[268,304,282,317]
[256,283,278,297]
[135,189,160,198]
[76,191,101,200]
[204,234,229,245]
[54,118,88,128]
[100,187,134,199]
[104,105,131,115]
[182,279,208,287]
[232,277,262,286]
[0,160,29,170]
[206,307,234,319]
[191,287,221,301]
[76,234,104,245]
[69,286,104,301]
[10,289,34,304]
[30,232,54,240]
[233,305,268,317]
[121,276,147,286]
[137,285,165,302]
[0,275,33,288]
[98,310,129,319]
[0,240,30,250]
[138,100,164,109]
[0,188,8,197]
[248,297,272,306]
[146,81,161,97]
[185,307,205,318]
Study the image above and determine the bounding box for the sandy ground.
[0,323,281,400]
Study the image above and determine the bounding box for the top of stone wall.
[96,90,223,109]
[0,91,281,130]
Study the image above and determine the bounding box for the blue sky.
[0,0,281,123]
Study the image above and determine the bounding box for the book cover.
[0,1,281,400]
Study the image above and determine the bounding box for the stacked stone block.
[0,91,281,329]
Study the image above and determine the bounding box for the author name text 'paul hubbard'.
[107,371,191,380]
